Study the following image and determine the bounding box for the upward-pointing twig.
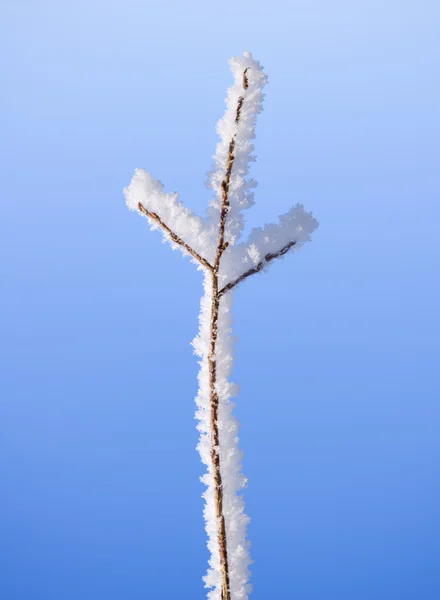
[207,66,249,600]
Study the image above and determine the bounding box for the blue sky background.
[1,1,440,599]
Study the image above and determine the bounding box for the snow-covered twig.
[218,240,297,298]
[124,52,318,600]
[137,203,213,270]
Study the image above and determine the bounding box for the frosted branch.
[218,240,297,297]
[124,51,319,600]
[217,203,319,289]
[137,203,213,270]
[206,53,268,246]
[124,169,216,265]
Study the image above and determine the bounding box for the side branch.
[137,203,213,270]
[218,240,297,297]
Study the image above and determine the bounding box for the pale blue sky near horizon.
[1,1,440,599]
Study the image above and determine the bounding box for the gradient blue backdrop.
[1,1,439,598]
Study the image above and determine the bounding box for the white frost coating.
[193,277,251,600]
[218,204,319,287]
[124,169,217,265]
[124,51,318,600]
[206,52,268,247]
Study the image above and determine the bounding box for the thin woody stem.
[208,67,249,600]
[214,67,248,272]
[218,240,297,298]
[137,203,213,270]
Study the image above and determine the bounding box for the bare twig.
[137,203,213,270]
[218,240,297,298]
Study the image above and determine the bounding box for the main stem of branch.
[207,67,249,600]
[208,270,230,600]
